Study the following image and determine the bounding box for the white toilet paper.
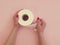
[18,9,34,26]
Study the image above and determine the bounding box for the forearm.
[37,32,46,45]
[4,26,19,45]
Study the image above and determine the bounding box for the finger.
[13,14,20,27]
[41,19,46,30]
[31,20,37,24]
[15,14,19,22]
[28,23,37,28]
[37,17,42,26]
[35,17,42,29]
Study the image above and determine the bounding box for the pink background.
[0,0,60,45]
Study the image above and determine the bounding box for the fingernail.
[40,19,42,21]
[36,17,40,22]
[37,17,40,20]
[16,15,18,18]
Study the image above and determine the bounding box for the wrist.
[37,30,44,36]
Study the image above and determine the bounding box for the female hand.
[36,17,46,33]
[35,17,46,45]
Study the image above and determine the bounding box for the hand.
[35,17,46,33]
[13,13,20,27]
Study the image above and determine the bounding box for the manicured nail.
[37,17,40,20]
[16,15,18,18]
[36,17,40,22]
[40,19,42,21]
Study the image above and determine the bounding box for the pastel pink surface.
[0,0,60,45]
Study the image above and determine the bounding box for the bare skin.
[36,17,46,45]
[4,14,20,45]
[4,15,46,45]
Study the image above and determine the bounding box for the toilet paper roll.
[18,9,34,26]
